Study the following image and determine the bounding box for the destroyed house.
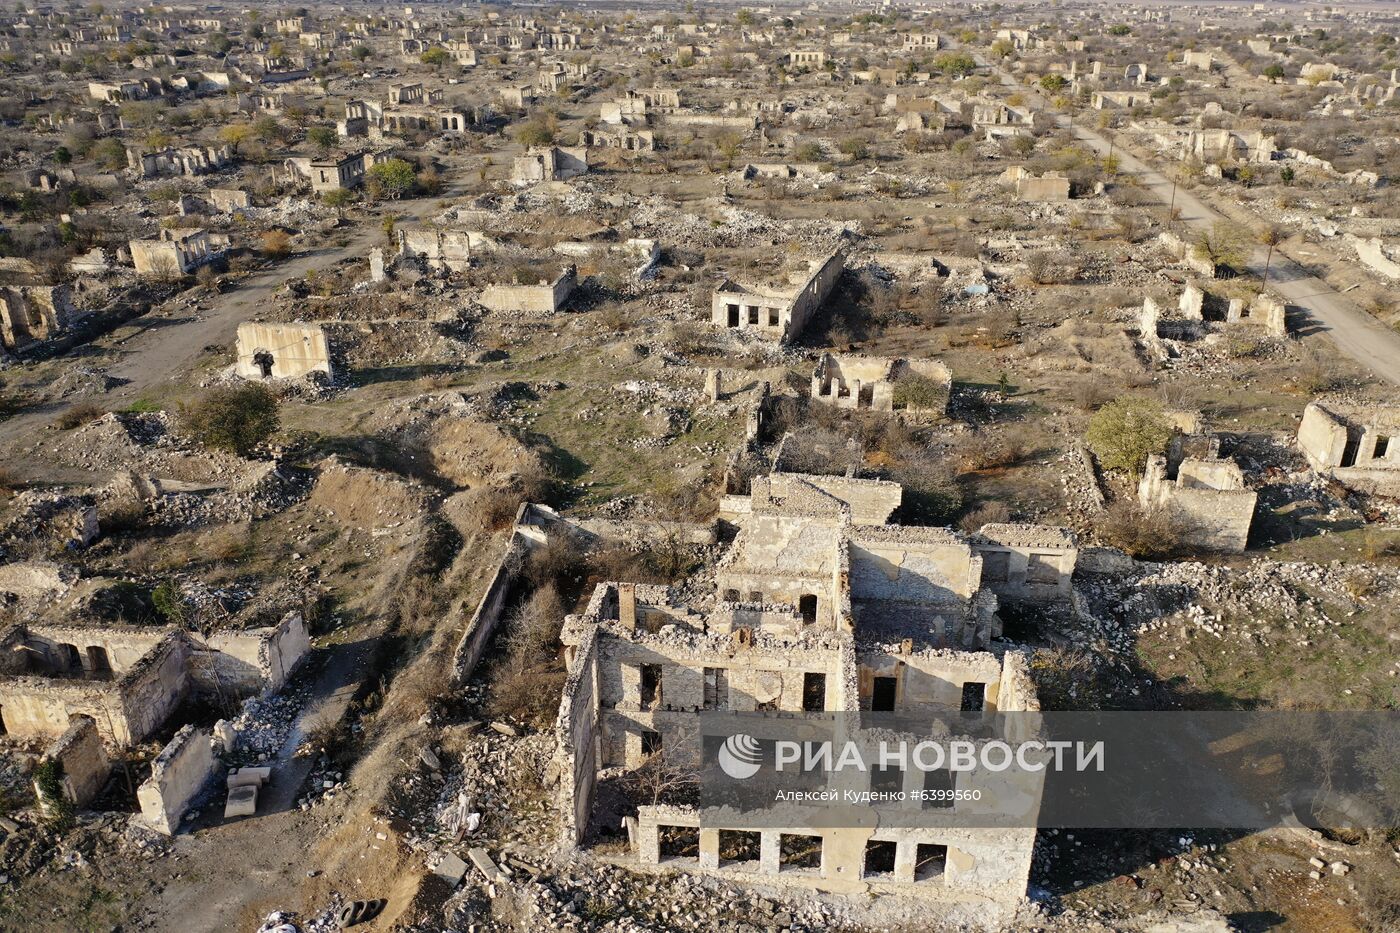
[710,250,845,344]
[553,578,1042,904]
[0,612,309,745]
[1297,400,1400,497]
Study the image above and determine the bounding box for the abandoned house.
[710,250,845,343]
[810,353,952,419]
[234,322,334,381]
[129,228,218,278]
[0,285,76,353]
[552,578,1042,905]
[478,266,577,314]
[511,146,590,184]
[1297,400,1400,497]
[0,611,309,745]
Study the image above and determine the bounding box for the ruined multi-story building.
[710,250,844,343]
[551,473,1065,903]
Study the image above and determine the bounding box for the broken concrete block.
[431,851,468,888]
[226,767,272,790]
[224,784,257,818]
[467,847,504,883]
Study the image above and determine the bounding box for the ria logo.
[717,733,763,780]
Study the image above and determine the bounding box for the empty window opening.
[922,768,955,810]
[915,843,948,880]
[871,676,897,712]
[718,830,762,868]
[658,825,699,861]
[747,305,759,325]
[798,594,818,625]
[253,349,274,378]
[86,645,111,674]
[981,550,1011,583]
[1376,435,1391,459]
[864,839,897,878]
[639,664,661,710]
[872,762,903,794]
[767,308,780,326]
[641,730,662,756]
[746,590,763,603]
[960,681,986,712]
[1026,554,1060,585]
[703,667,728,711]
[57,643,81,671]
[802,672,826,712]
[1340,431,1362,468]
[722,589,739,602]
[779,833,822,873]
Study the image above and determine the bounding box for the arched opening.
[57,643,81,672]
[86,645,111,674]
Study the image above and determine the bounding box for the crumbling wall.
[1297,401,1400,496]
[970,524,1077,603]
[195,611,310,696]
[1138,455,1256,552]
[555,625,599,845]
[40,714,109,807]
[117,633,192,743]
[451,508,533,683]
[0,677,129,742]
[234,322,333,380]
[136,725,217,835]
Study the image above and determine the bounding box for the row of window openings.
[724,304,781,328]
[981,552,1061,585]
[1339,433,1391,468]
[635,667,986,714]
[52,643,112,674]
[657,827,950,882]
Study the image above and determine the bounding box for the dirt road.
[991,67,1400,386]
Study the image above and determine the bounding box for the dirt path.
[990,65,1400,386]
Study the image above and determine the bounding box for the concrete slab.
[224,785,258,818]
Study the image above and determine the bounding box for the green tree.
[838,136,869,160]
[1263,63,1285,83]
[1039,74,1068,92]
[420,46,449,68]
[795,141,823,162]
[1193,220,1252,273]
[736,9,754,26]
[934,52,976,77]
[1086,396,1173,476]
[368,158,416,199]
[322,188,353,215]
[514,112,558,146]
[182,384,280,457]
[351,44,371,61]
[307,125,337,154]
[1108,24,1131,36]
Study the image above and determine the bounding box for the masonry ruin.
[235,322,334,381]
[1138,435,1258,552]
[710,250,845,343]
[0,611,309,745]
[1297,400,1400,497]
[810,353,952,419]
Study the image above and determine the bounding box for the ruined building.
[1297,400,1400,497]
[0,285,76,353]
[512,146,589,183]
[810,353,952,419]
[551,472,1062,905]
[0,612,308,745]
[1138,435,1257,552]
[710,250,845,344]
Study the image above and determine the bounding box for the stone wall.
[554,625,599,845]
[1138,455,1256,552]
[40,714,109,807]
[1296,401,1400,496]
[234,322,333,380]
[137,725,217,835]
[478,267,576,313]
[196,611,310,696]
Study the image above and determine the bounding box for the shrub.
[181,384,280,456]
[151,581,187,626]
[1086,396,1173,476]
[260,229,292,257]
[892,373,948,413]
[958,500,1012,533]
[893,460,963,524]
[1095,500,1185,559]
[52,402,104,431]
